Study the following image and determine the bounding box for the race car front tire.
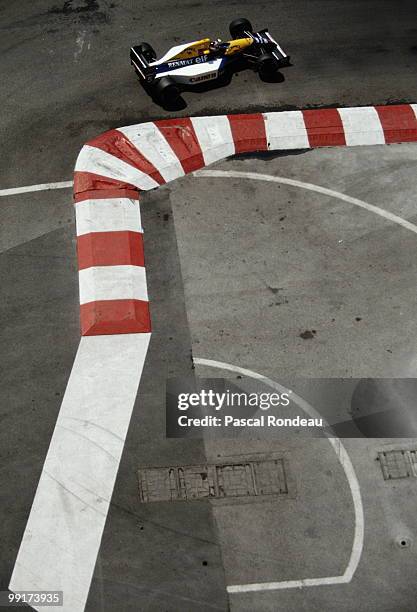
[229,18,253,39]
[257,53,280,80]
[136,42,156,62]
[153,77,180,106]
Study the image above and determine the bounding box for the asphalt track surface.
[1,1,417,611]
[1,0,417,187]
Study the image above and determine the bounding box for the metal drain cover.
[378,450,417,480]
[138,456,290,503]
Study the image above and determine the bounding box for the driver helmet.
[209,38,222,51]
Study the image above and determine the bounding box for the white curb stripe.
[263,110,310,150]
[78,265,148,304]
[9,333,151,612]
[338,107,385,146]
[117,123,185,183]
[411,104,417,120]
[75,145,159,191]
[75,197,143,236]
[190,116,235,165]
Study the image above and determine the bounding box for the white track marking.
[194,169,417,235]
[0,180,73,197]
[190,116,235,165]
[263,110,310,150]
[338,107,385,146]
[79,265,148,304]
[74,30,86,61]
[118,123,185,183]
[75,145,159,191]
[412,104,417,120]
[75,197,143,236]
[9,333,151,612]
[194,357,364,594]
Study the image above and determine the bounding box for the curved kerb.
[73,104,417,335]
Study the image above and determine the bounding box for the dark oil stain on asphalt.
[50,0,99,15]
[47,0,111,23]
[300,330,317,340]
[267,286,281,295]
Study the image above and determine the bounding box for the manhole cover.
[378,450,417,480]
[138,456,290,503]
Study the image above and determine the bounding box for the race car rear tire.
[154,77,180,106]
[229,18,253,39]
[257,53,280,80]
[137,42,156,62]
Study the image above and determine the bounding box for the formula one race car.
[130,18,290,106]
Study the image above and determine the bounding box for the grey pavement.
[1,1,417,611]
[169,144,417,379]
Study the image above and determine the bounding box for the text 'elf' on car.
[130,18,291,107]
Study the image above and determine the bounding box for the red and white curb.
[73,104,417,336]
[9,105,417,612]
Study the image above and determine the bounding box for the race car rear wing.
[130,47,155,81]
[261,29,291,66]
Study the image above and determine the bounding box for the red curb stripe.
[228,113,268,153]
[154,117,205,173]
[80,299,151,335]
[77,231,144,270]
[87,130,165,185]
[73,171,139,202]
[73,105,417,337]
[302,109,346,147]
[375,105,417,144]
[74,188,139,203]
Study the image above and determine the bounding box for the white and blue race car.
[130,18,290,106]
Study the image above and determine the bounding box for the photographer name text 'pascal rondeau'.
[176,388,323,428]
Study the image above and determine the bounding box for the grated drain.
[138,457,290,503]
[378,450,417,480]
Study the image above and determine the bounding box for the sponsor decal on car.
[189,72,217,83]
[167,55,208,69]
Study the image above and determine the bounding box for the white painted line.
[0,180,73,197]
[190,116,235,166]
[75,197,143,236]
[78,265,148,304]
[118,123,185,183]
[227,576,349,593]
[338,107,385,146]
[75,145,159,191]
[263,110,310,150]
[194,169,417,236]
[194,357,364,594]
[411,104,417,120]
[9,333,151,612]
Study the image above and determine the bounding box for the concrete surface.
[169,144,417,378]
[1,1,417,611]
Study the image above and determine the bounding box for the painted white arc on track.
[194,357,364,594]
[193,170,417,235]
